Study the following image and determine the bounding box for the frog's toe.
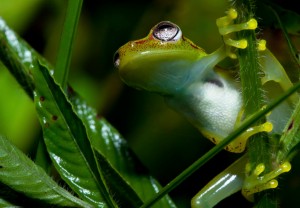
[242,161,291,201]
[239,121,273,144]
[257,39,267,51]
[216,8,238,27]
[218,18,257,36]
[224,38,248,49]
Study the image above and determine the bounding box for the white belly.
[195,81,242,135]
[166,76,242,138]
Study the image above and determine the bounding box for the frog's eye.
[152,21,182,42]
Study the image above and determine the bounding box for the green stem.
[54,0,82,90]
[234,0,275,206]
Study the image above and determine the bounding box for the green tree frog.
[114,10,272,153]
[114,8,296,208]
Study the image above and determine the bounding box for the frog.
[114,8,296,208]
[114,8,275,153]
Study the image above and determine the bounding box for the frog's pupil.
[153,22,178,41]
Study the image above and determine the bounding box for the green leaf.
[32,62,115,207]
[93,150,143,208]
[0,136,91,207]
[0,17,52,99]
[69,92,177,208]
[0,15,176,208]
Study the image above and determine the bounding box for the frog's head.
[114,21,207,95]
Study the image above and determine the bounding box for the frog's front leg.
[190,9,258,73]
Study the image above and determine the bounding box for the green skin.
[114,20,297,207]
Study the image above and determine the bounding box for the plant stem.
[54,0,82,90]
[233,0,276,206]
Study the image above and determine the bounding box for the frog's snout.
[113,50,120,69]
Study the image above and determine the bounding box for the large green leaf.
[0,16,177,208]
[70,93,177,208]
[33,61,176,208]
[32,62,114,207]
[0,136,91,207]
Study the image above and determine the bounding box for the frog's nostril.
[113,51,120,68]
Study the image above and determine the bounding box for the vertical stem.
[233,0,276,206]
[54,0,82,90]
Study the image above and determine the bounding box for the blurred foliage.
[0,65,39,153]
[0,0,299,207]
[0,0,42,32]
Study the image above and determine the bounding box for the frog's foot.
[216,8,258,58]
[241,121,273,141]
[227,121,273,153]
[242,161,291,201]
